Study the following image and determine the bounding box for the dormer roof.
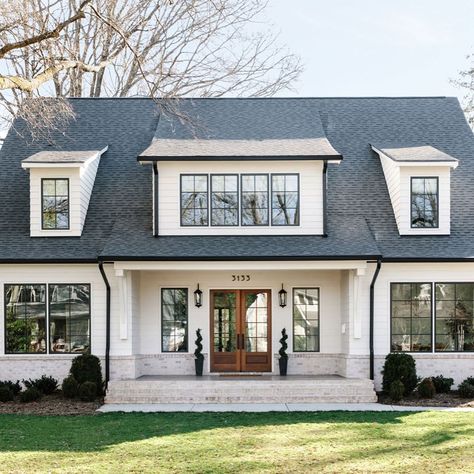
[138,98,342,162]
[372,145,458,167]
[21,148,107,168]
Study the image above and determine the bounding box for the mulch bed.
[378,391,474,407]
[0,393,101,415]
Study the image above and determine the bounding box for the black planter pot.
[279,357,288,376]
[195,357,204,376]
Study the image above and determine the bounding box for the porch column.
[115,268,132,340]
[352,267,365,339]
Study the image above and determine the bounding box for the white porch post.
[115,268,132,341]
[352,267,366,339]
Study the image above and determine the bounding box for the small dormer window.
[42,178,69,230]
[410,177,438,229]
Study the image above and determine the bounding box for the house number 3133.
[232,274,250,282]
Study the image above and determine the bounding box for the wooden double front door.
[210,289,272,372]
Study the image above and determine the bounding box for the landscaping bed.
[378,391,474,407]
[0,392,101,415]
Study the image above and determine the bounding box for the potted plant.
[194,328,204,376]
[279,328,288,376]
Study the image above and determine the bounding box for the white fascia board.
[113,260,369,272]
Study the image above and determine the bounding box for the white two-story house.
[0,96,473,403]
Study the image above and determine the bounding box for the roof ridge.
[65,96,450,101]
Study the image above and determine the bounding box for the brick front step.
[105,376,377,404]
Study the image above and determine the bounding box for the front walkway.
[98,402,474,413]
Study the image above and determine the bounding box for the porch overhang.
[113,259,369,274]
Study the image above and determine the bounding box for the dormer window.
[410,177,438,229]
[21,147,107,237]
[373,145,458,236]
[180,175,208,226]
[42,178,69,230]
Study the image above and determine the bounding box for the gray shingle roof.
[374,145,459,163]
[0,96,473,262]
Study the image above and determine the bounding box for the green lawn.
[0,412,473,473]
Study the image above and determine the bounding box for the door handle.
[240,334,245,350]
[236,334,241,350]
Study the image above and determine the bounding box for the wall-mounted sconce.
[278,284,287,308]
[194,284,203,307]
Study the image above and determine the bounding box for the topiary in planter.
[418,378,436,399]
[278,328,288,376]
[194,328,204,376]
[78,381,97,402]
[62,376,79,399]
[382,353,417,396]
[0,380,21,396]
[389,380,405,402]
[458,380,474,399]
[20,387,42,403]
[0,386,14,402]
[432,375,454,394]
[70,354,103,395]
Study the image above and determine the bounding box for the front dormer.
[372,145,459,235]
[21,148,107,237]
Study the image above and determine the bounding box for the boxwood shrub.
[382,353,417,396]
[70,355,103,396]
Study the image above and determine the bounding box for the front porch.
[105,375,377,404]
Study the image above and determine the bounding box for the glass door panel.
[213,292,237,353]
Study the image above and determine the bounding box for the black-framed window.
[180,175,208,226]
[241,174,269,226]
[293,288,320,352]
[49,284,91,354]
[411,177,438,228]
[435,283,474,352]
[42,178,69,230]
[5,284,47,354]
[391,283,432,352]
[161,288,188,352]
[211,174,238,226]
[271,174,299,225]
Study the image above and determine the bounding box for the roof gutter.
[98,261,111,390]
[322,160,328,237]
[152,162,159,237]
[138,154,343,163]
[369,258,382,380]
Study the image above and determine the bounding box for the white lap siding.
[157,160,324,235]
[0,264,110,382]
[372,262,474,390]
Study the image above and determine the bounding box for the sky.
[266,0,474,100]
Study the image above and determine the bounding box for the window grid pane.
[5,284,47,354]
[391,283,432,352]
[49,284,90,354]
[161,289,188,352]
[293,288,320,352]
[211,175,238,226]
[411,177,438,228]
[42,179,69,230]
[271,174,299,226]
[435,283,474,352]
[180,175,208,226]
[241,174,269,226]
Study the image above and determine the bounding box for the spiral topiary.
[194,328,204,360]
[279,328,288,360]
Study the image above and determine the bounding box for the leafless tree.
[0,0,302,139]
[453,54,474,128]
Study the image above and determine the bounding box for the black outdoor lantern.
[278,284,287,308]
[194,284,203,308]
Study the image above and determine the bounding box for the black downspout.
[369,259,382,380]
[322,160,328,237]
[153,162,159,237]
[98,261,111,390]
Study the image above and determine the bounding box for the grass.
[0,411,473,473]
